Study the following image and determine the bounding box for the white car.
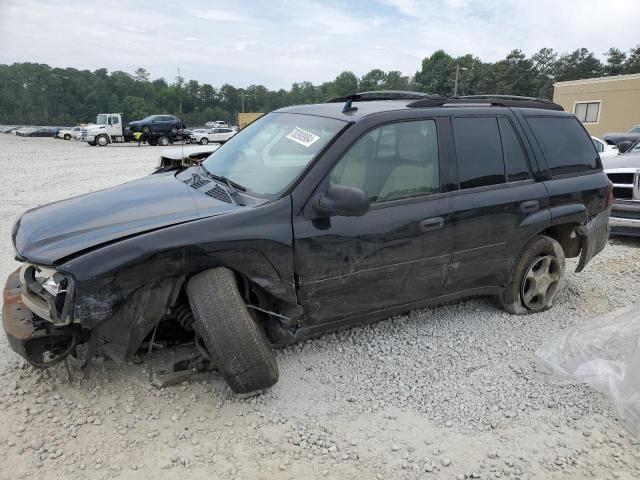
[57,126,82,140]
[156,144,221,170]
[592,136,619,161]
[190,127,236,145]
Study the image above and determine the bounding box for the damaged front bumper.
[3,269,84,368]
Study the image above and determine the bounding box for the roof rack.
[326,90,443,103]
[328,91,445,114]
[406,96,564,111]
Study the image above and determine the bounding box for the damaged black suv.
[3,92,611,394]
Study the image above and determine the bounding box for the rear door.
[293,117,455,325]
[444,114,549,293]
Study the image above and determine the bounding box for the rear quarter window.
[527,116,599,176]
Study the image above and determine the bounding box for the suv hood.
[13,172,243,265]
[603,152,640,170]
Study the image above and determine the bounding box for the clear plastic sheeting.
[536,305,640,436]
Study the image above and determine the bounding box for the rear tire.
[87,141,96,146]
[142,126,151,134]
[186,268,279,394]
[500,235,565,314]
[158,135,170,147]
[64,134,71,140]
[200,137,209,145]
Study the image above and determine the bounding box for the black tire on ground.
[186,268,279,394]
[142,126,151,134]
[500,235,566,315]
[96,135,109,146]
[64,134,71,140]
[87,141,96,146]
[200,137,209,145]
[158,135,170,146]
[147,137,157,146]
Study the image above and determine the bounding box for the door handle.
[519,200,540,213]
[419,217,445,232]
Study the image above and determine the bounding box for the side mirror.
[618,141,633,153]
[313,184,370,217]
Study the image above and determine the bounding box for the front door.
[293,118,454,326]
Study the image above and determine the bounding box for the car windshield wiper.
[198,164,246,205]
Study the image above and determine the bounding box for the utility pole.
[177,67,182,112]
[241,92,245,113]
[453,65,468,97]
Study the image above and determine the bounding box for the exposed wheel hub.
[521,255,560,311]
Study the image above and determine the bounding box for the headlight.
[33,268,68,296]
[20,264,75,325]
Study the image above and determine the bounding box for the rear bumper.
[3,269,82,368]
[575,209,610,272]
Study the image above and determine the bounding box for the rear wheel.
[142,126,151,134]
[64,134,71,140]
[186,268,279,394]
[200,137,209,145]
[500,235,565,314]
[158,135,170,147]
[87,141,96,146]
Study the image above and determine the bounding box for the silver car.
[604,140,640,236]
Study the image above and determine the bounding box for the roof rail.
[326,90,443,103]
[406,96,564,111]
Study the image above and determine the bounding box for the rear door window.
[498,117,531,182]
[452,117,505,189]
[526,116,599,175]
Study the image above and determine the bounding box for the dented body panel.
[3,101,611,368]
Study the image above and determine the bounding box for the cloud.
[121,25,146,33]
[379,0,421,17]
[189,8,248,22]
[0,0,639,90]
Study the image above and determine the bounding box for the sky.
[0,0,638,89]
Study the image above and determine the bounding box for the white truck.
[80,113,131,146]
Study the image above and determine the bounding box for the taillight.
[606,180,614,207]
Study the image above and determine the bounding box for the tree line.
[0,46,638,127]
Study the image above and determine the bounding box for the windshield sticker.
[286,127,320,148]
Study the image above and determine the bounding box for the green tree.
[415,50,456,96]
[604,47,627,76]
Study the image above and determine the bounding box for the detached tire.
[500,235,565,314]
[186,268,279,394]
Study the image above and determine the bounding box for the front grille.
[607,173,635,185]
[205,185,232,203]
[613,187,634,200]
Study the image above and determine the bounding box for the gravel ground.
[1,135,640,479]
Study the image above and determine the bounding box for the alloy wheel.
[520,255,561,311]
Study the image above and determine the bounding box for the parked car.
[3,92,610,394]
[128,115,184,135]
[592,136,619,161]
[205,120,229,128]
[17,126,58,137]
[156,144,221,170]
[15,127,36,136]
[56,126,82,140]
[602,125,640,147]
[604,139,640,236]
[190,127,236,145]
